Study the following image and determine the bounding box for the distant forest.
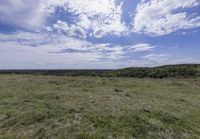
[0,64,200,78]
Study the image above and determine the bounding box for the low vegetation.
[1,64,200,78]
[0,74,200,138]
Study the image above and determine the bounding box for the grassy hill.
[0,75,200,138]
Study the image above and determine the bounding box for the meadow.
[0,74,200,139]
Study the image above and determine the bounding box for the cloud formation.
[0,30,159,68]
[133,0,200,36]
[0,0,200,69]
[1,0,200,37]
[0,0,126,38]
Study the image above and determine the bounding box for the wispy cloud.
[143,54,170,60]
[127,43,156,52]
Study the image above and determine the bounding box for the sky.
[0,0,200,69]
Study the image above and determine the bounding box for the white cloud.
[0,31,128,69]
[0,0,54,29]
[0,42,127,69]
[167,58,200,65]
[143,54,170,60]
[0,30,163,69]
[55,0,126,38]
[1,31,199,69]
[127,43,156,52]
[0,30,126,55]
[76,14,91,29]
[133,0,200,36]
[53,20,86,39]
[0,31,43,41]
[0,36,102,69]
[0,42,104,69]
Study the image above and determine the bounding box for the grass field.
[0,74,200,139]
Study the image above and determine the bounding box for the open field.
[0,74,200,139]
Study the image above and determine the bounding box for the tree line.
[0,64,200,78]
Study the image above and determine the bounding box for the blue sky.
[0,0,200,69]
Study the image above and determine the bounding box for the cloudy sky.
[0,0,200,69]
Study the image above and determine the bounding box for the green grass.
[0,74,200,139]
